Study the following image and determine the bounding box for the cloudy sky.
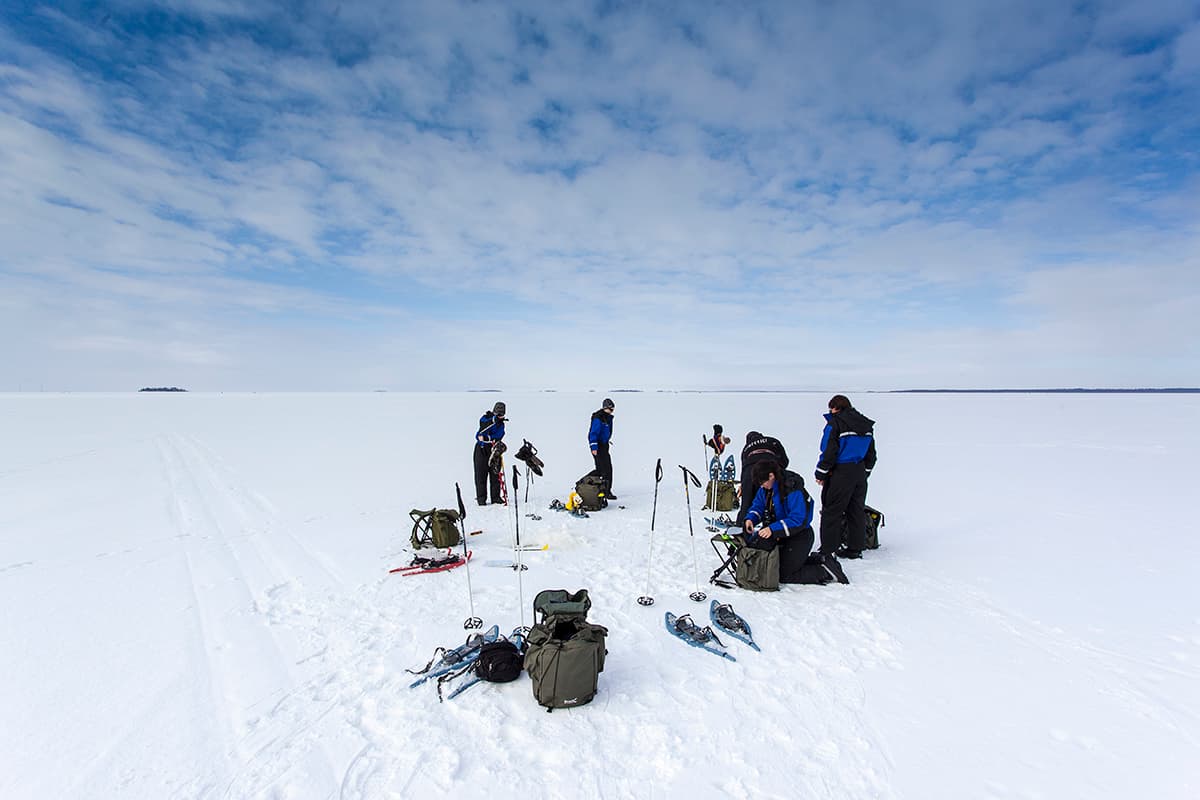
[2,0,1197,391]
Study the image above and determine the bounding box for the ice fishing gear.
[407,625,500,688]
[709,530,744,589]
[487,442,508,505]
[709,600,761,652]
[637,459,665,607]
[574,470,609,510]
[455,483,482,629]
[524,589,608,711]
[388,549,472,576]
[679,465,707,602]
[488,440,506,472]
[664,611,735,661]
[408,508,462,549]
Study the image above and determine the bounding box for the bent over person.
[736,431,789,527]
[814,394,876,559]
[473,401,506,505]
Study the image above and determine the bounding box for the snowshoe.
[407,625,500,688]
[664,612,736,662]
[722,455,736,482]
[709,600,760,652]
[708,456,720,481]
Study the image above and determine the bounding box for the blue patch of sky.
[150,202,199,228]
[43,194,99,213]
[528,99,572,142]
[315,226,371,258]
[513,12,550,52]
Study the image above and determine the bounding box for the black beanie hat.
[746,430,762,443]
[493,401,506,416]
[602,398,615,410]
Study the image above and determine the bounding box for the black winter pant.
[592,442,613,492]
[818,462,868,555]
[473,444,501,504]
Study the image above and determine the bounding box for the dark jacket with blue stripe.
[588,410,613,449]
[476,412,505,447]
[745,470,814,541]
[815,407,876,482]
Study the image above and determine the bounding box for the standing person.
[588,397,616,499]
[706,424,731,456]
[814,395,876,559]
[473,401,507,505]
[736,431,789,527]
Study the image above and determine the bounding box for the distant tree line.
[139,387,188,392]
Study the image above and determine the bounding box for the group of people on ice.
[730,394,877,585]
[471,393,877,585]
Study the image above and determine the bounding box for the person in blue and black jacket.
[814,394,877,559]
[588,398,616,499]
[473,401,506,505]
[743,460,847,584]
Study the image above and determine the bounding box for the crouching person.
[744,460,847,584]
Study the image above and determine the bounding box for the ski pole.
[678,465,707,602]
[637,459,664,606]
[512,465,528,632]
[454,483,482,629]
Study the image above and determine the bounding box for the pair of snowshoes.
[664,600,760,661]
[708,454,737,481]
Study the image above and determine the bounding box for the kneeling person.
[744,460,845,584]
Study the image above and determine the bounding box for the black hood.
[836,407,874,434]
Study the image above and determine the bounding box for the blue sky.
[1,0,1197,390]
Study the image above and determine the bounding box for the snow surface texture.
[1,391,1197,799]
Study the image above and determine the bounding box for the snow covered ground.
[1,391,1197,799]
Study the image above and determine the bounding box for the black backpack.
[574,470,609,511]
[474,640,523,683]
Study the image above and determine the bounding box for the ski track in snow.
[149,433,349,798]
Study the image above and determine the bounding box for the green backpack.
[705,479,738,512]
[735,546,780,591]
[408,508,462,550]
[524,589,608,711]
[574,472,609,511]
[839,505,885,549]
[864,505,885,549]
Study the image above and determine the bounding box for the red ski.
[389,550,472,576]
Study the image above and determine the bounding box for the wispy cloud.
[1,0,1197,390]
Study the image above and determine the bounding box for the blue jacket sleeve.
[588,417,603,449]
[815,417,837,480]
[746,486,767,525]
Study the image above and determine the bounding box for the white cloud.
[1,0,1198,390]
